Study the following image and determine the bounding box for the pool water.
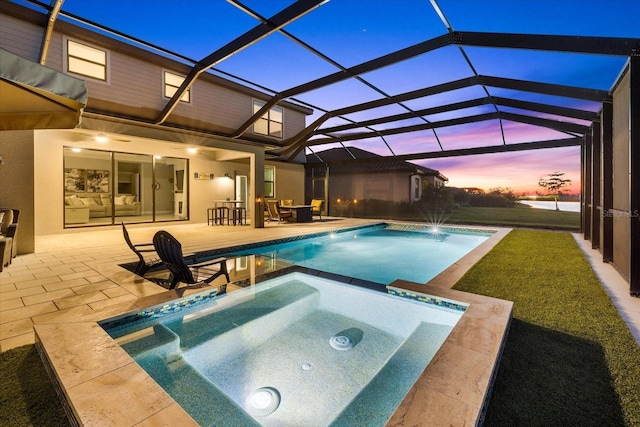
[229,224,492,285]
[104,272,465,426]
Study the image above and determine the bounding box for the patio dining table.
[213,199,243,208]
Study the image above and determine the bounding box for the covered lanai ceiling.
[15,0,640,166]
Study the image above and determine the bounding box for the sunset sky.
[53,0,640,195]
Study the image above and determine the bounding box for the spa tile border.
[387,286,469,312]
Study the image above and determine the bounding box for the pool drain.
[245,387,280,417]
[329,334,354,351]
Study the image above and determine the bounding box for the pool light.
[245,387,281,417]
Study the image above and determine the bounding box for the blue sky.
[45,0,640,193]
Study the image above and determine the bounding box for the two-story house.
[0,2,312,254]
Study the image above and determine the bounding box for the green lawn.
[352,204,580,230]
[445,205,580,230]
[0,345,68,426]
[454,229,640,426]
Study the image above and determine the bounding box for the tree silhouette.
[538,172,571,211]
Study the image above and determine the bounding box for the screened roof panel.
[282,1,446,67]
[358,46,476,95]
[213,32,341,92]
[435,121,506,150]
[497,106,593,127]
[400,86,491,111]
[422,104,497,122]
[293,78,388,111]
[369,118,434,132]
[438,0,640,37]
[338,104,415,124]
[463,47,629,90]
[500,122,578,145]
[342,139,400,157]
[384,133,441,156]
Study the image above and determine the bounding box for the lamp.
[224,173,231,179]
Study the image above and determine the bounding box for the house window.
[253,100,283,138]
[164,71,191,103]
[264,165,275,198]
[66,40,107,81]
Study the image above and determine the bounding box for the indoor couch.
[64,193,141,217]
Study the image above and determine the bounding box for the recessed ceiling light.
[154,155,162,159]
[96,134,108,143]
[187,147,197,154]
[72,148,82,153]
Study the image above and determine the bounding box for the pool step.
[182,281,320,369]
[128,324,260,427]
[330,322,453,426]
[173,281,319,346]
[119,323,181,359]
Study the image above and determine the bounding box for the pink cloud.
[415,146,581,194]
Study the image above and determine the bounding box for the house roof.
[306,147,448,180]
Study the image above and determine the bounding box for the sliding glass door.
[63,147,188,228]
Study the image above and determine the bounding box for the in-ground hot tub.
[102,272,468,426]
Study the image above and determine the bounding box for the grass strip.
[355,205,580,230]
[453,229,640,426]
[445,205,580,230]
[0,344,68,426]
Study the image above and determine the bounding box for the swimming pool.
[226,223,492,285]
[103,272,467,426]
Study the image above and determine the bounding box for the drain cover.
[329,334,354,351]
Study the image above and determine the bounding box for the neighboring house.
[305,147,448,211]
[0,2,311,253]
[461,187,485,194]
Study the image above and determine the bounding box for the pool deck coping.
[31,221,513,426]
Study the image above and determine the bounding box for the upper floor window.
[253,100,283,138]
[164,71,191,103]
[66,39,107,81]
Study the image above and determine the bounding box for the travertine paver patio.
[1,218,380,351]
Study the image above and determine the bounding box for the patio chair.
[0,208,19,258]
[153,230,230,290]
[121,222,163,276]
[311,199,324,219]
[266,200,293,224]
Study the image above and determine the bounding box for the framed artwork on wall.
[86,169,109,192]
[64,168,86,192]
